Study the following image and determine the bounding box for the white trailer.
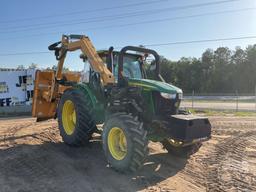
[0,68,36,106]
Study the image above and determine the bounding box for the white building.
[0,68,36,106]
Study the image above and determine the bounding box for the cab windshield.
[113,55,142,80]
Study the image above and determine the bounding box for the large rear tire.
[58,89,96,146]
[102,113,148,172]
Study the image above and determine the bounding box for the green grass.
[188,109,256,116]
[183,99,255,103]
[233,111,256,117]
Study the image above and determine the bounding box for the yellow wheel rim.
[168,139,183,147]
[108,127,127,160]
[62,100,76,135]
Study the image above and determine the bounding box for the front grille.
[153,92,179,115]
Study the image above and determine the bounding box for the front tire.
[58,89,96,146]
[102,113,148,172]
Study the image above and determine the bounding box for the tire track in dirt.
[0,120,60,180]
[178,117,256,192]
[30,126,60,143]
[0,125,56,191]
[205,131,256,191]
[0,122,79,192]
[0,122,35,148]
[1,116,256,192]
[0,120,59,148]
[181,131,256,192]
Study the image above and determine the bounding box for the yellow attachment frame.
[32,34,115,121]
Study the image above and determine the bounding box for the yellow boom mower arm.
[32,34,115,121]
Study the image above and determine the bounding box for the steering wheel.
[48,41,66,60]
[48,41,61,51]
[123,65,134,78]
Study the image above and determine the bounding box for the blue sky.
[0,0,255,70]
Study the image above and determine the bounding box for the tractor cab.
[81,49,146,82]
[82,46,183,116]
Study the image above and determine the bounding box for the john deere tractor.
[32,34,211,172]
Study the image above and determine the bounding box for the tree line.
[16,44,256,94]
[149,45,256,94]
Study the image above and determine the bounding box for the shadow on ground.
[0,136,188,192]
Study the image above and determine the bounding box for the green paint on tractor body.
[75,83,105,123]
[128,78,182,94]
[75,76,183,127]
[128,78,183,118]
[73,48,210,144]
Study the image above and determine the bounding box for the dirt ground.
[0,115,256,192]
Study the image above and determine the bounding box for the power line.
[0,0,242,33]
[0,0,168,24]
[0,51,49,56]
[143,36,256,47]
[80,7,256,34]
[1,4,188,31]
[0,35,255,56]
[0,6,254,41]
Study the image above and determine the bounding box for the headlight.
[160,92,177,99]
[177,93,183,99]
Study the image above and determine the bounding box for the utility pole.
[255,85,256,111]
[236,90,238,112]
[192,90,194,109]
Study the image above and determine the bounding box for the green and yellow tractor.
[32,34,211,172]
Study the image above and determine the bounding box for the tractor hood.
[128,78,182,94]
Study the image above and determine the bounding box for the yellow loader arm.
[32,34,115,121]
[55,35,114,86]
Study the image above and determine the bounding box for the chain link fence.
[180,91,256,112]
